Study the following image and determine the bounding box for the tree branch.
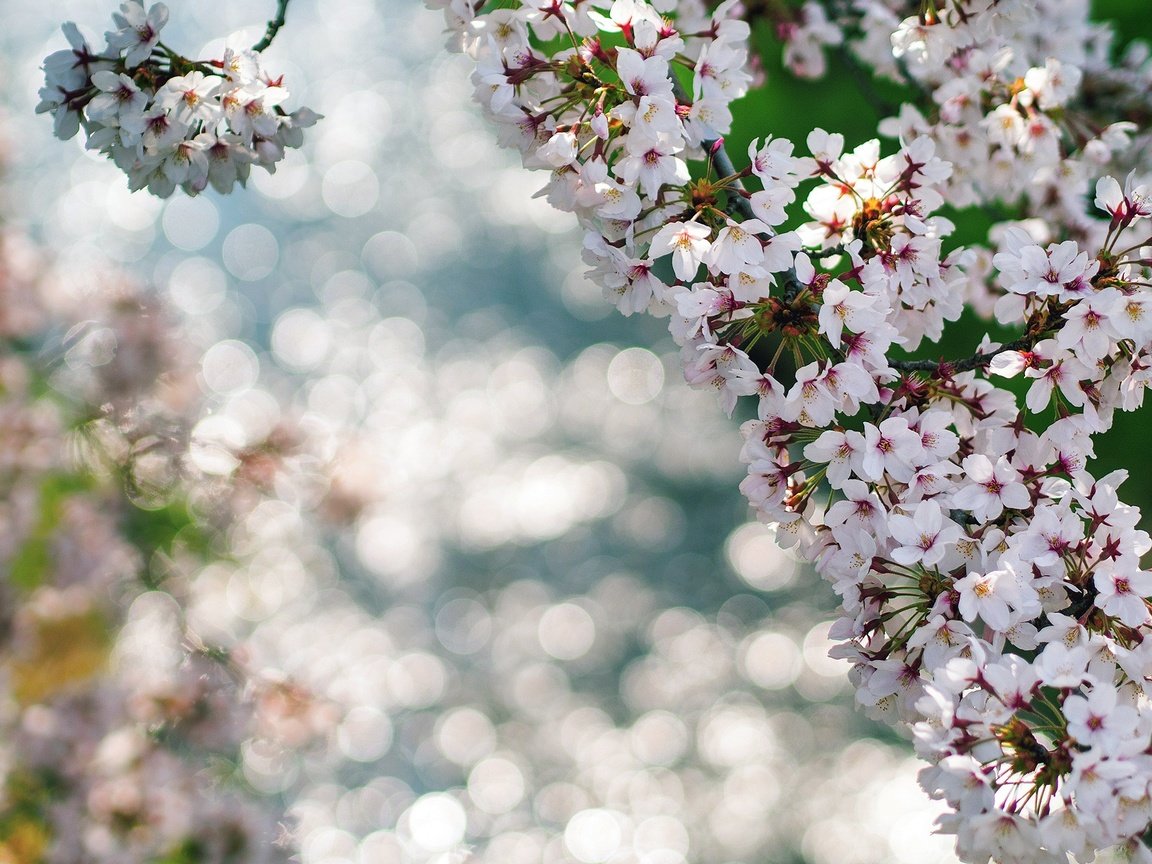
[889,334,1040,375]
[252,0,291,53]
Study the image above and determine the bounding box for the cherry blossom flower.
[888,501,963,567]
[1096,173,1152,225]
[650,220,712,282]
[953,569,1015,630]
[952,455,1029,522]
[156,71,224,124]
[858,417,921,483]
[105,1,168,67]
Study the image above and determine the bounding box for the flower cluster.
[433,0,1152,860]
[37,1,317,197]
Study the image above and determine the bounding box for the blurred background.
[0,1,1145,863]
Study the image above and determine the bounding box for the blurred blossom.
[162,195,220,252]
[0,228,311,861]
[725,521,799,591]
[222,224,280,282]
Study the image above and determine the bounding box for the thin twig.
[252,0,291,52]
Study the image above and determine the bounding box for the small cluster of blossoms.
[37,1,317,197]
[430,0,755,318]
[435,0,1152,860]
[0,233,326,861]
[764,0,1146,221]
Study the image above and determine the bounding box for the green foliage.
[121,497,212,589]
[151,839,207,864]
[0,770,57,863]
[9,473,94,592]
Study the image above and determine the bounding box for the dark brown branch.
[889,335,1039,375]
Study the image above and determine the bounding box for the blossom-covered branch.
[37,1,318,197]
[428,0,1152,860]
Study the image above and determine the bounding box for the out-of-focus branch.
[253,0,291,52]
